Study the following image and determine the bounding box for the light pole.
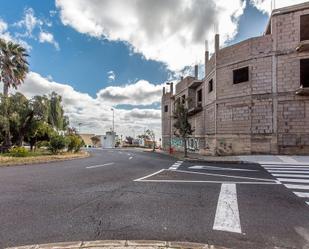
[166,82,173,154]
[111,108,114,133]
[78,123,82,134]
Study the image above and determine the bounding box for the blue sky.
[0,0,303,136]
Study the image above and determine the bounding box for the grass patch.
[0,150,89,166]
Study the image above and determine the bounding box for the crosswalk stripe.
[269,170,309,174]
[169,161,183,170]
[277,156,299,164]
[284,184,309,190]
[277,178,309,183]
[264,166,309,169]
[293,192,309,198]
[272,174,309,178]
[260,163,309,166]
[262,163,309,205]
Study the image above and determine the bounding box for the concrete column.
[170,82,174,95]
[215,34,220,53]
[271,15,279,154]
[194,65,198,79]
[205,51,209,76]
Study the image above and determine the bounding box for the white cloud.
[15,8,43,37]
[0,18,32,51]
[39,31,60,50]
[250,0,308,14]
[107,70,116,82]
[1,72,162,138]
[97,80,163,105]
[0,19,8,33]
[55,0,246,71]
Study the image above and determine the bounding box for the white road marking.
[86,162,114,169]
[277,156,299,164]
[284,184,309,190]
[173,169,277,182]
[306,202,309,206]
[277,178,309,183]
[213,184,241,234]
[134,169,165,182]
[189,165,258,172]
[261,163,309,166]
[272,174,309,178]
[269,170,309,174]
[129,157,133,160]
[169,161,183,170]
[135,179,279,184]
[293,192,309,198]
[265,167,309,170]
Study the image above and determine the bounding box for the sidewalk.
[6,240,228,249]
[154,149,309,165]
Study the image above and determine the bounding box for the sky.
[0,0,307,138]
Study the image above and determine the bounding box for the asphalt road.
[1,148,309,249]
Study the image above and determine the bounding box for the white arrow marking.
[213,183,241,233]
[189,165,258,172]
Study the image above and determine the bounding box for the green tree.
[25,121,54,151]
[91,136,101,147]
[173,99,193,158]
[0,92,69,150]
[48,92,68,131]
[8,92,33,146]
[48,134,67,154]
[67,134,84,153]
[0,39,29,150]
[126,136,134,145]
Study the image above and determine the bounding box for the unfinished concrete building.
[162,2,309,155]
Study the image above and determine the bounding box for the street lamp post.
[166,82,173,154]
[78,123,82,134]
[111,108,114,133]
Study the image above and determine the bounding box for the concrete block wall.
[216,98,251,135]
[251,57,273,95]
[161,3,309,155]
[251,97,273,134]
[205,105,215,135]
[217,40,251,67]
[216,61,252,100]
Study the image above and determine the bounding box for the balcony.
[296,86,309,96]
[188,102,203,116]
[296,40,309,52]
[188,80,203,89]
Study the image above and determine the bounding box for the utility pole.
[78,123,82,134]
[166,82,173,154]
[111,108,114,133]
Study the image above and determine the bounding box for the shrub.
[48,134,67,154]
[67,134,84,153]
[36,140,49,148]
[9,146,29,157]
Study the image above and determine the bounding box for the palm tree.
[0,39,29,149]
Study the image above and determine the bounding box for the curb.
[6,240,229,249]
[153,150,248,165]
